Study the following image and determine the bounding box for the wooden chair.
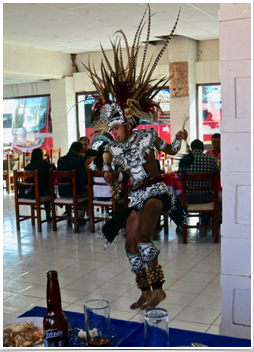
[13,169,51,232]
[50,148,61,164]
[156,151,166,168]
[49,169,89,233]
[87,169,129,233]
[152,212,169,241]
[22,151,32,168]
[181,171,219,244]
[42,149,50,163]
[3,152,21,194]
[3,148,12,154]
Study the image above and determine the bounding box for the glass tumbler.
[83,299,111,347]
[144,308,169,347]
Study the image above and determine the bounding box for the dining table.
[161,172,223,199]
[18,306,251,348]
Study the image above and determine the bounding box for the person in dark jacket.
[57,142,88,221]
[24,148,54,221]
[79,136,98,167]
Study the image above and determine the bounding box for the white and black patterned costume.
[102,128,187,271]
[84,5,183,290]
[105,128,178,214]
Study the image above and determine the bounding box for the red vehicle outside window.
[77,89,171,149]
[11,96,53,153]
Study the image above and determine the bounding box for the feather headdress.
[82,4,181,135]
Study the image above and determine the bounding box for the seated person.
[79,136,98,168]
[57,142,88,222]
[177,139,221,228]
[23,148,55,221]
[89,142,112,201]
[206,133,221,167]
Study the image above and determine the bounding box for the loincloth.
[130,178,176,213]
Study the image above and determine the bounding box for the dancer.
[84,5,187,309]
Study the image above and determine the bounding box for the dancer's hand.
[176,129,188,140]
[104,171,114,183]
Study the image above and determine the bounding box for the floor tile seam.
[56,269,105,287]
[206,312,222,329]
[187,257,221,274]
[169,317,211,328]
[166,280,214,317]
[198,281,222,296]
[166,279,217,307]
[205,313,221,334]
[172,305,222,324]
[180,271,219,282]
[79,273,124,283]
[3,293,43,306]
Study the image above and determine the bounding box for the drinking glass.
[83,299,111,347]
[144,308,169,347]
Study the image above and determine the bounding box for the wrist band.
[155,138,167,151]
[171,136,182,152]
[118,171,123,182]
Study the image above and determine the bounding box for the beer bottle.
[43,270,70,347]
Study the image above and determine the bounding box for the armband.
[171,137,182,152]
[155,139,167,151]
[118,171,123,182]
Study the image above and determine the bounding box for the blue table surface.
[19,306,251,348]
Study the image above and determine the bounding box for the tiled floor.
[3,192,222,334]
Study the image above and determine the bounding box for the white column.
[219,3,251,339]
[50,77,77,156]
[168,36,197,153]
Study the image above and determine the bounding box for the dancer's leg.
[136,199,166,309]
[125,212,152,309]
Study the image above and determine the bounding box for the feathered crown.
[82,4,181,134]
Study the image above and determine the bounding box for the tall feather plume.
[146,7,181,81]
[118,41,125,81]
[86,4,181,127]
[140,4,151,74]
[132,54,154,93]
[127,5,148,80]
[110,38,119,78]
[100,42,114,75]
[113,29,130,65]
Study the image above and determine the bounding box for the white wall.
[3,42,72,83]
[3,38,219,155]
[218,3,251,339]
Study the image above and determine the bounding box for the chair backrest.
[3,148,12,155]
[50,148,61,164]
[49,169,77,203]
[6,152,21,173]
[23,151,32,168]
[42,149,50,163]
[87,168,128,208]
[13,169,40,200]
[181,171,219,208]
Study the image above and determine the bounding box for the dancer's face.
[112,124,132,143]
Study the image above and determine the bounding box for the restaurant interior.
[3,3,251,347]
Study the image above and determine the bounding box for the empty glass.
[144,308,169,347]
[83,299,111,347]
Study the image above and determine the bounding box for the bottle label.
[44,329,66,347]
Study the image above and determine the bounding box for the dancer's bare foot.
[141,288,166,310]
[130,289,152,309]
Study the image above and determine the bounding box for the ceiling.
[3,3,220,85]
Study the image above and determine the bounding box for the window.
[197,84,221,150]
[76,88,172,143]
[3,96,52,152]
